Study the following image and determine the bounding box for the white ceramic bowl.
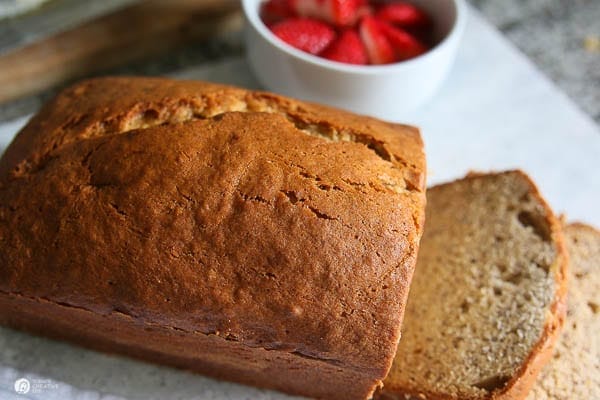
[242,0,467,121]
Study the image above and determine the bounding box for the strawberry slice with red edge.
[323,30,368,64]
[271,17,336,55]
[260,0,296,25]
[359,16,397,64]
[375,2,431,28]
[331,0,368,26]
[379,21,427,60]
[290,0,366,26]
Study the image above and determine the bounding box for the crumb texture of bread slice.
[527,223,600,400]
[378,171,565,400]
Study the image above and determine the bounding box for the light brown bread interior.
[378,171,566,400]
[527,223,600,400]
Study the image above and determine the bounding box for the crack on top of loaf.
[239,191,271,206]
[278,190,355,228]
[283,115,394,164]
[12,93,420,197]
[285,157,409,197]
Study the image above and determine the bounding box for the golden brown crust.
[565,221,600,233]
[377,170,567,400]
[0,77,426,399]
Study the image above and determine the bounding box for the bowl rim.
[241,0,468,75]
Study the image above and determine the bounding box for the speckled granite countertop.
[471,0,600,124]
[0,0,598,125]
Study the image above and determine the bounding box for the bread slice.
[526,223,600,399]
[377,171,567,400]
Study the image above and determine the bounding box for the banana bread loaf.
[0,77,426,400]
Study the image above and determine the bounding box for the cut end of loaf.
[379,170,565,400]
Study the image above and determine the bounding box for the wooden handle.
[0,0,242,104]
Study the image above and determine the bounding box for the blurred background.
[0,0,598,124]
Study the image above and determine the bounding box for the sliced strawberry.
[260,0,295,25]
[331,0,367,26]
[271,17,336,55]
[323,30,368,64]
[379,21,427,60]
[290,0,366,26]
[375,2,431,28]
[359,16,397,64]
[356,3,374,19]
